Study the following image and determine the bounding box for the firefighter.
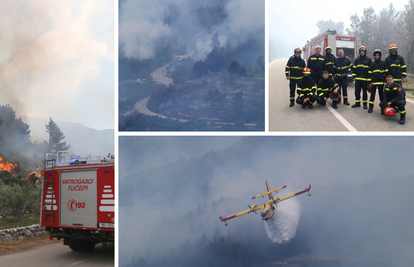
[296,68,317,109]
[352,46,372,109]
[384,44,407,85]
[286,48,306,107]
[324,46,335,77]
[307,45,325,86]
[380,75,406,124]
[367,49,387,113]
[317,70,340,109]
[333,48,352,105]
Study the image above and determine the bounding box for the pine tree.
[45,118,70,153]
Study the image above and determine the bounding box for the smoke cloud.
[119,0,264,60]
[0,0,114,130]
[119,136,414,267]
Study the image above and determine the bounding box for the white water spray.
[264,198,301,243]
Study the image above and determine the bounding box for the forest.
[119,1,264,131]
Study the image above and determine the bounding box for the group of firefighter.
[285,44,407,124]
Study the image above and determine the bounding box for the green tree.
[316,19,344,34]
[45,118,70,154]
[397,0,414,69]
[0,182,41,228]
[210,31,220,49]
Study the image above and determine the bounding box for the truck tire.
[69,245,81,251]
[80,240,95,252]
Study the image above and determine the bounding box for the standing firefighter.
[317,70,340,109]
[307,45,325,86]
[296,68,317,109]
[380,75,406,124]
[286,48,306,107]
[367,49,387,113]
[333,48,352,105]
[324,46,335,77]
[352,46,372,109]
[385,44,407,85]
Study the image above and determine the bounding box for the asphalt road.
[269,58,414,131]
[0,242,114,267]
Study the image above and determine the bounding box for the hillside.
[21,116,114,157]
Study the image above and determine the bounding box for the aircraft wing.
[219,204,264,225]
[275,184,311,203]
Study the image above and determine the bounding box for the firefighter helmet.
[325,46,332,52]
[303,68,311,75]
[294,48,302,54]
[373,49,382,57]
[389,44,398,50]
[359,46,367,52]
[384,107,396,117]
[389,44,397,54]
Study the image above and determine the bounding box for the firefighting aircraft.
[219,180,311,226]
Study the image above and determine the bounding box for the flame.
[0,156,18,172]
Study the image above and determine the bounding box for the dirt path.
[150,64,172,86]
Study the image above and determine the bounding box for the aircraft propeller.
[247,205,257,214]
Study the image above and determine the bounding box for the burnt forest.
[119,1,265,131]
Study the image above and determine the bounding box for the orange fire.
[0,156,18,172]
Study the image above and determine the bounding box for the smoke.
[264,198,301,243]
[0,0,114,130]
[119,136,414,266]
[119,0,264,60]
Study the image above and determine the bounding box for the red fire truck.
[303,30,363,65]
[40,151,114,251]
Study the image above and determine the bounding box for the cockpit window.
[261,210,269,218]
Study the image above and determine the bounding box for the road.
[0,242,114,267]
[269,58,414,131]
[150,63,172,86]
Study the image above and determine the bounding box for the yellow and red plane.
[219,180,311,226]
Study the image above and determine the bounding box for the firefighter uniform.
[352,53,372,108]
[380,82,406,124]
[307,53,325,86]
[286,55,306,106]
[368,56,387,112]
[333,56,352,105]
[296,76,317,109]
[317,76,339,108]
[324,50,335,77]
[385,52,407,84]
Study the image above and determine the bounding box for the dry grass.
[0,234,62,256]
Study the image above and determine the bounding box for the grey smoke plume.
[119,0,264,59]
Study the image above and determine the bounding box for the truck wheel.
[80,240,95,252]
[69,245,81,251]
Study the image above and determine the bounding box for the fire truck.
[303,30,363,65]
[40,151,114,251]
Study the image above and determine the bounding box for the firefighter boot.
[363,102,368,109]
[302,104,306,109]
[343,98,350,106]
[352,102,360,108]
[332,100,338,109]
[368,104,374,113]
[289,100,294,107]
[309,103,313,109]
[399,113,406,125]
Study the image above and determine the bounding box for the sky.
[269,0,408,59]
[118,136,414,266]
[0,0,114,130]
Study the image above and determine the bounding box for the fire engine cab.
[40,151,114,251]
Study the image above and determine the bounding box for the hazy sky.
[0,0,114,130]
[269,0,408,58]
